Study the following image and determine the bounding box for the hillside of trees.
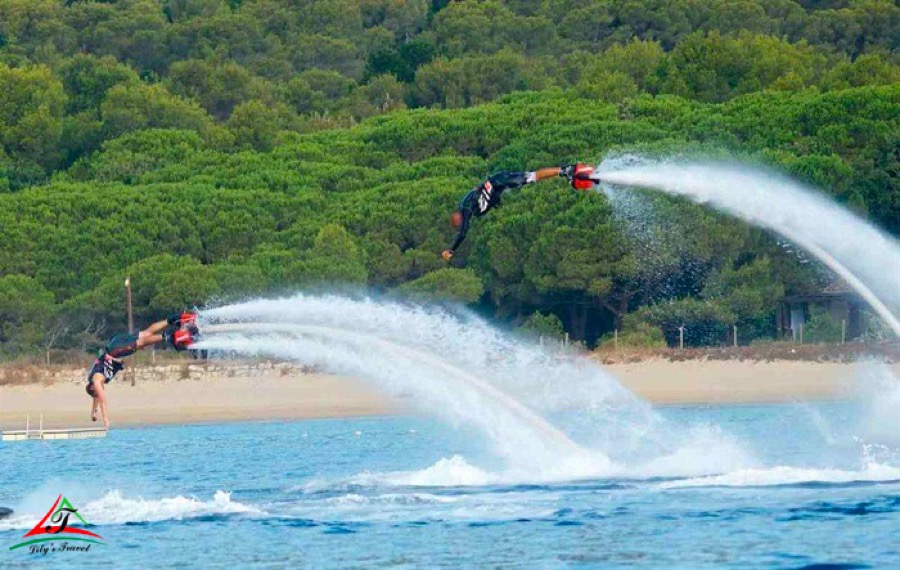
[0,0,897,356]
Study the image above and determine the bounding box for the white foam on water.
[344,454,610,488]
[83,490,261,524]
[781,362,900,461]
[381,455,499,487]
[656,366,900,490]
[291,466,564,523]
[621,424,758,479]
[853,362,900,448]
[0,490,261,531]
[298,428,755,492]
[658,463,900,489]
[287,490,561,524]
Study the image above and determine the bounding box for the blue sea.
[2,403,899,568]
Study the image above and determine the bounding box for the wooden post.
[678,325,685,350]
[565,332,569,348]
[841,319,847,344]
[733,325,738,347]
[614,329,618,351]
[125,277,134,334]
[125,277,135,386]
[799,323,804,345]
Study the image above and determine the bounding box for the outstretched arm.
[449,211,470,251]
[490,168,561,190]
[443,210,472,260]
[534,167,563,182]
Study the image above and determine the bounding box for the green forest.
[0,0,897,356]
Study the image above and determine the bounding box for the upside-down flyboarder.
[86,312,199,429]
[442,163,596,260]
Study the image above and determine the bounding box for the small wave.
[342,454,618,488]
[85,490,262,525]
[301,437,753,494]
[621,424,758,479]
[658,463,900,489]
[376,456,501,487]
[325,492,458,506]
[0,490,261,531]
[284,486,560,524]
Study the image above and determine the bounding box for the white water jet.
[192,295,664,474]
[204,321,584,459]
[596,160,900,336]
[192,297,761,481]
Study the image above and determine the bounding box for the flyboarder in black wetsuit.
[442,163,596,260]
[86,312,198,429]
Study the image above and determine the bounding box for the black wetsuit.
[85,334,137,397]
[449,171,536,252]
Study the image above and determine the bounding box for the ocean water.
[2,401,899,568]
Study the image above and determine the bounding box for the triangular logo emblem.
[9,494,104,551]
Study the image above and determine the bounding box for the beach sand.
[1,373,395,430]
[1,359,894,430]
[605,359,894,405]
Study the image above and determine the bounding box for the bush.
[397,268,484,304]
[598,315,666,349]
[517,311,565,339]
[641,298,735,347]
[802,305,842,344]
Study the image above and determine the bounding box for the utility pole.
[125,276,134,386]
[125,276,134,334]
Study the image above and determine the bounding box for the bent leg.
[136,320,169,349]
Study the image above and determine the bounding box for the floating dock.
[1,414,107,442]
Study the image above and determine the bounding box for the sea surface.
[2,403,899,568]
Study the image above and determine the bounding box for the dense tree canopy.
[0,0,897,354]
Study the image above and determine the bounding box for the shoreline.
[1,372,396,431]
[2,359,895,430]
[604,359,885,405]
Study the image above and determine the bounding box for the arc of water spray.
[776,230,900,338]
[202,322,584,456]
[593,164,900,338]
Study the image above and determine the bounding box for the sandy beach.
[1,359,895,430]
[604,359,893,404]
[0,369,395,430]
